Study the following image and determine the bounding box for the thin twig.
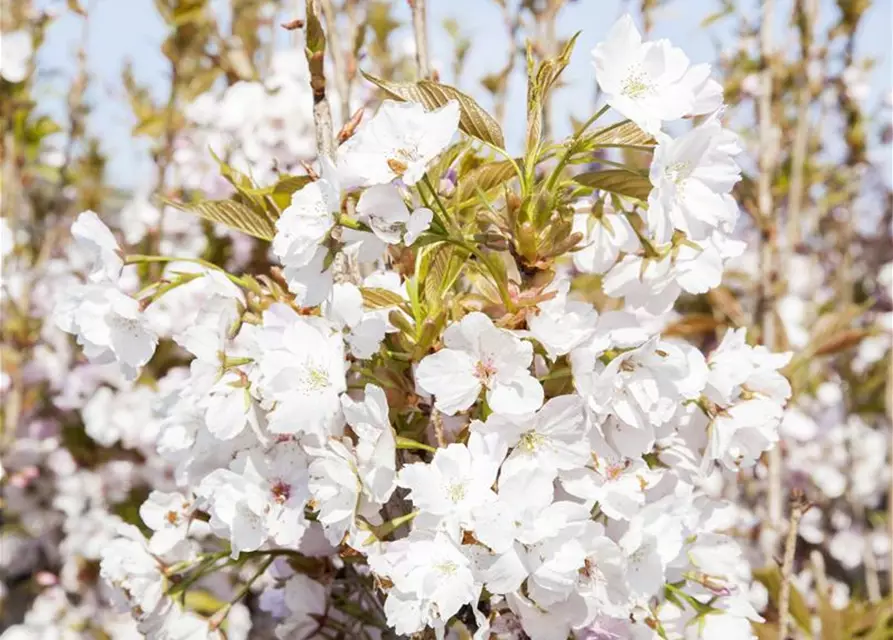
[319,0,350,125]
[756,0,783,562]
[809,549,829,638]
[863,517,881,602]
[888,354,893,593]
[431,409,446,447]
[307,0,335,160]
[778,493,807,640]
[409,0,431,79]
[209,556,274,630]
[786,0,817,250]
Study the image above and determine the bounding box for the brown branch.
[778,493,807,640]
[888,354,893,594]
[306,0,335,160]
[786,0,817,250]
[409,0,431,79]
[319,0,350,125]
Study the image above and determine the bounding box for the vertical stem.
[319,0,350,125]
[409,0,431,79]
[757,0,783,561]
[863,522,881,602]
[540,1,560,141]
[149,58,181,280]
[786,0,817,251]
[778,496,805,640]
[888,355,893,593]
[307,0,335,160]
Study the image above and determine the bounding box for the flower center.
[165,510,180,525]
[665,161,691,186]
[302,365,331,391]
[447,483,467,503]
[474,359,497,386]
[271,480,291,504]
[605,459,630,481]
[111,316,143,339]
[435,560,458,576]
[519,430,546,452]
[621,69,655,99]
[387,147,420,177]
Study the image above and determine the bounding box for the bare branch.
[786,0,817,250]
[319,0,351,125]
[306,0,335,160]
[409,0,431,79]
[778,493,808,640]
[756,0,783,562]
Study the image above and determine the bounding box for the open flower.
[255,304,346,440]
[473,395,589,483]
[273,159,340,306]
[398,431,507,530]
[0,31,32,83]
[646,119,741,243]
[71,211,123,283]
[54,283,158,381]
[355,184,433,245]
[368,530,479,635]
[415,312,544,415]
[337,100,460,187]
[592,14,708,135]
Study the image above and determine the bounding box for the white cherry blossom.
[415,312,544,415]
[592,15,706,135]
[255,304,346,440]
[70,211,124,283]
[338,100,460,187]
[55,283,158,381]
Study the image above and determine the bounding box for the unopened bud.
[388,309,415,336]
[545,231,583,258]
[337,107,365,144]
[474,233,509,251]
[281,18,304,30]
[516,221,539,262]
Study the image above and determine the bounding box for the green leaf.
[395,436,436,453]
[171,0,206,26]
[586,120,656,148]
[208,150,300,219]
[526,33,580,162]
[360,287,406,309]
[573,169,652,201]
[420,243,465,309]
[456,160,518,204]
[271,175,312,196]
[361,71,505,148]
[239,173,312,201]
[182,590,224,616]
[304,0,325,54]
[66,0,87,16]
[165,198,276,241]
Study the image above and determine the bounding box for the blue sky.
[33,0,892,188]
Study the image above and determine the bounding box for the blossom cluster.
[172,49,318,196]
[5,14,812,640]
[31,18,790,640]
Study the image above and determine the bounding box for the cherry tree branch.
[409,0,431,78]
[319,0,351,125]
[756,0,783,562]
[779,494,807,639]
